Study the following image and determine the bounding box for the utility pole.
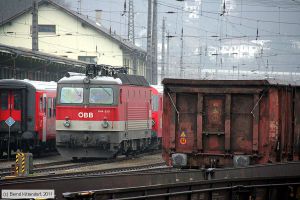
[152,0,158,84]
[146,0,152,83]
[32,0,38,51]
[161,17,166,82]
[180,28,184,77]
[128,0,135,44]
[166,31,170,77]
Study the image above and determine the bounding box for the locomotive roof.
[0,79,57,90]
[59,74,149,87]
[115,74,149,87]
[59,75,122,85]
[151,85,163,94]
[162,78,300,87]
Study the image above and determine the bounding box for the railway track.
[0,161,169,183]
[0,160,73,175]
[0,150,162,177]
[1,162,300,200]
[64,178,300,200]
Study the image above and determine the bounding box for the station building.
[0,0,146,80]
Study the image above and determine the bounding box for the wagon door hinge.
[167,92,180,123]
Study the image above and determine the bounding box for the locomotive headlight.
[63,120,71,127]
[102,120,109,128]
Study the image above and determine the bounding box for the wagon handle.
[167,91,180,123]
[250,89,266,118]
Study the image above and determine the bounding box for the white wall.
[0,3,123,66]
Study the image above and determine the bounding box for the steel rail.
[0,150,162,177]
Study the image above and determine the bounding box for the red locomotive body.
[55,66,157,159]
[162,79,300,168]
[0,79,57,157]
[150,85,163,140]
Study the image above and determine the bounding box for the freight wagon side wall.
[162,80,300,167]
[162,91,174,166]
[294,88,300,160]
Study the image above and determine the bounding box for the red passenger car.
[56,65,157,159]
[150,85,163,145]
[162,79,300,168]
[0,79,57,157]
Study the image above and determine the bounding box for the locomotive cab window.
[60,87,83,104]
[89,87,113,104]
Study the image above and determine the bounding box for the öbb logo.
[78,112,94,118]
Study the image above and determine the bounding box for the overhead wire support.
[146,0,152,83]
[128,0,137,75]
[165,31,170,76]
[161,17,166,81]
[180,27,184,77]
[152,0,158,84]
[32,0,38,51]
[128,0,135,44]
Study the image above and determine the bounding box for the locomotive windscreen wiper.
[98,86,112,96]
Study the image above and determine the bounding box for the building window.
[31,25,56,34]
[78,56,97,63]
[39,25,56,33]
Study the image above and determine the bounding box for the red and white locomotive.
[56,65,159,159]
[0,79,57,158]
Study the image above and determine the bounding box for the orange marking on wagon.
[180,132,186,137]
[180,138,187,145]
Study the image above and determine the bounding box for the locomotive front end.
[56,75,122,159]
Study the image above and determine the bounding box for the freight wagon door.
[175,93,197,152]
[231,94,253,154]
[203,96,225,153]
[0,90,22,131]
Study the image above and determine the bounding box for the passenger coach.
[0,79,57,157]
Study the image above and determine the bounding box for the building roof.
[0,79,57,90]
[0,44,88,76]
[0,0,146,55]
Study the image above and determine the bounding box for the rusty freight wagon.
[162,79,300,168]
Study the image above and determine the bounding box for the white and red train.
[55,65,162,159]
[150,85,163,141]
[0,79,57,157]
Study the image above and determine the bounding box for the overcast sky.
[65,0,300,79]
